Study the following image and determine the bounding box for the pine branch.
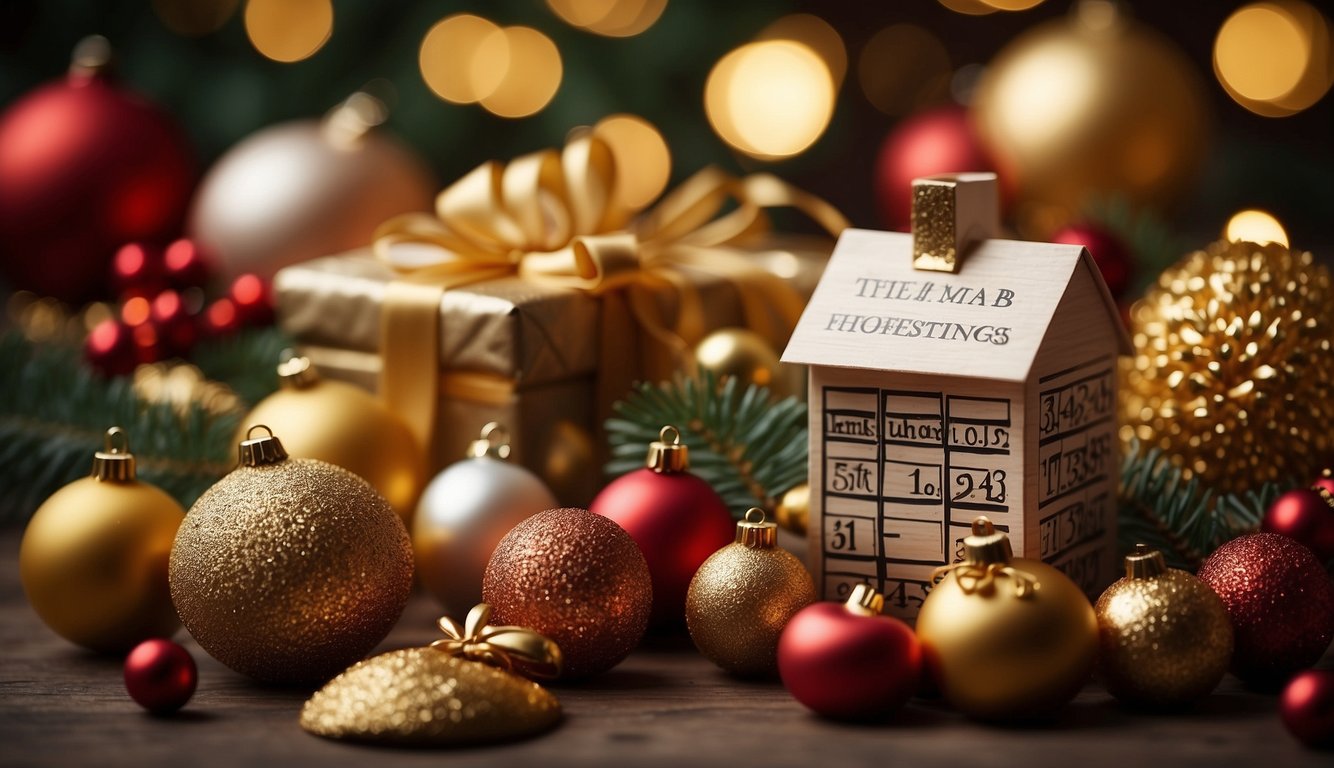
[605,372,808,518]
[1117,440,1285,570]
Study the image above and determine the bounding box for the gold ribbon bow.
[430,603,563,680]
[373,132,848,456]
[930,561,1041,599]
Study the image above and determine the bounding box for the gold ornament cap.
[845,584,885,617]
[1124,543,1168,579]
[276,352,319,389]
[467,422,512,460]
[962,516,1013,565]
[238,424,289,467]
[646,425,688,473]
[90,427,135,483]
[735,508,778,549]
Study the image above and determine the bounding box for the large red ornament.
[873,106,1002,231]
[1197,533,1334,685]
[1263,488,1334,562]
[591,426,734,627]
[1281,669,1334,748]
[778,585,921,719]
[1049,223,1134,301]
[123,638,197,714]
[0,38,193,303]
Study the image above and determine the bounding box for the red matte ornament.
[1049,222,1134,301]
[1263,488,1334,562]
[123,638,197,714]
[1281,668,1334,748]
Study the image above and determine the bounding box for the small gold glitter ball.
[170,428,414,685]
[300,648,562,746]
[694,328,782,392]
[1120,239,1334,494]
[1095,545,1234,707]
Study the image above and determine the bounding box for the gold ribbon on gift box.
[373,132,848,456]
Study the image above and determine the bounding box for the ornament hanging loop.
[647,424,689,473]
[467,422,512,460]
[276,351,320,389]
[845,584,885,617]
[91,425,136,482]
[735,507,778,549]
[239,424,289,467]
[1124,543,1167,579]
[430,603,563,681]
[930,516,1040,598]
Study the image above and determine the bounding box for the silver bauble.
[413,424,558,614]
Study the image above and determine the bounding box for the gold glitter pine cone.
[1120,239,1334,495]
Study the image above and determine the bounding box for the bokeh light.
[1214,1,1334,117]
[153,0,238,37]
[547,0,667,38]
[705,40,835,160]
[419,14,508,104]
[981,0,1048,10]
[479,27,563,118]
[244,0,333,63]
[592,114,672,210]
[859,25,952,116]
[1225,209,1290,247]
[937,0,998,15]
[757,14,847,88]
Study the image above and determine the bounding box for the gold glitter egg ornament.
[1121,239,1333,494]
[483,507,652,680]
[301,604,563,747]
[170,425,414,686]
[1095,545,1233,707]
[916,517,1097,720]
[686,509,816,677]
[19,428,184,653]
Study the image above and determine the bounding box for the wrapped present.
[275,134,846,504]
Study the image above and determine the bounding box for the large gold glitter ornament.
[169,426,414,685]
[1095,545,1233,707]
[685,509,816,677]
[20,428,184,653]
[1121,240,1333,494]
[916,517,1097,720]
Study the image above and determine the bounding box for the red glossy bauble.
[228,273,274,327]
[123,638,197,714]
[1312,470,1334,497]
[201,298,242,338]
[111,242,167,298]
[85,318,139,377]
[1264,488,1334,562]
[162,238,215,289]
[149,290,199,357]
[1049,223,1134,301]
[1197,533,1334,685]
[0,42,193,303]
[1281,669,1334,748]
[592,468,734,626]
[874,106,1004,231]
[778,591,921,719]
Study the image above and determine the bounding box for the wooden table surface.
[1,527,1329,768]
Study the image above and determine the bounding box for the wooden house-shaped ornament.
[782,173,1130,621]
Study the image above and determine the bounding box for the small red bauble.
[1312,469,1334,497]
[778,585,921,719]
[1049,223,1134,301]
[591,427,734,626]
[228,273,274,326]
[85,318,138,377]
[1263,488,1334,562]
[1281,669,1334,748]
[162,238,214,289]
[1197,533,1334,685]
[111,242,166,298]
[201,298,242,338]
[124,638,197,714]
[149,289,199,357]
[874,106,1004,231]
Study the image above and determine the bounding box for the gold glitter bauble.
[239,356,427,524]
[774,483,810,536]
[170,428,414,685]
[20,428,183,653]
[1121,240,1334,494]
[685,510,816,677]
[916,518,1097,720]
[694,327,783,393]
[1095,545,1233,707]
[483,507,652,680]
[300,648,561,746]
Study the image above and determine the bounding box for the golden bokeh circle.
[937,0,999,16]
[859,24,952,116]
[244,0,333,63]
[1214,1,1334,117]
[758,14,847,87]
[419,14,508,104]
[1224,209,1290,247]
[547,0,666,38]
[981,0,1048,11]
[592,114,672,210]
[704,40,835,160]
[479,26,563,118]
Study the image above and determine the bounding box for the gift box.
[275,135,845,504]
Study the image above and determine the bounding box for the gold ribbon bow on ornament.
[373,132,848,455]
[430,603,563,681]
[930,561,1041,599]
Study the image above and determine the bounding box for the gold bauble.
[170,427,414,685]
[916,518,1097,720]
[694,328,782,393]
[774,483,810,536]
[1120,240,1333,495]
[972,2,1210,235]
[19,428,183,653]
[239,356,426,524]
[301,648,561,746]
[685,509,816,677]
[1095,545,1233,707]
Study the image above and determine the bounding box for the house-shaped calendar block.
[781,173,1130,621]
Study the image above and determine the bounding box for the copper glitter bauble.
[301,648,561,746]
[1197,533,1334,685]
[169,427,414,686]
[483,507,652,680]
[1094,545,1233,707]
[1120,240,1334,495]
